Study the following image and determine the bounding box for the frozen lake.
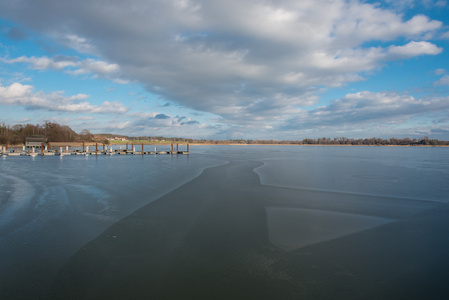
[1,145,448,298]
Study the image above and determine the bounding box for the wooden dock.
[0,143,190,157]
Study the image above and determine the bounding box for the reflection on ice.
[255,154,449,202]
[266,207,392,251]
[0,174,35,229]
[69,184,113,218]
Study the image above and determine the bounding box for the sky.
[0,0,449,140]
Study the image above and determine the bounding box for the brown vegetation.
[0,122,91,145]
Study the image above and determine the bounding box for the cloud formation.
[281,91,449,133]
[0,82,128,114]
[435,75,449,86]
[2,55,121,80]
[0,0,448,138]
[387,41,442,58]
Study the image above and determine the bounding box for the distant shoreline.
[2,141,448,149]
[3,122,448,148]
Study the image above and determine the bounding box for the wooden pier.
[0,143,190,157]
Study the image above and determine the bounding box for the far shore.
[2,141,449,148]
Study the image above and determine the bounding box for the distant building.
[107,137,128,141]
[25,136,48,148]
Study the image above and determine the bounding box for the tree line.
[200,137,449,146]
[1,122,448,146]
[0,122,95,144]
[133,136,449,146]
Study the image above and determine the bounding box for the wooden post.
[103,143,105,150]
[142,143,144,153]
[83,142,85,152]
[41,143,44,155]
[171,144,173,153]
[187,144,189,152]
[126,143,128,150]
[5,142,8,151]
[96,143,98,154]
[176,144,179,152]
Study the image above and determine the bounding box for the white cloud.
[333,11,441,45]
[0,82,34,99]
[388,41,443,58]
[4,56,76,70]
[2,55,120,79]
[0,82,128,114]
[71,59,120,76]
[62,34,98,55]
[434,75,449,86]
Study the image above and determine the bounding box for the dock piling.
[1,143,189,157]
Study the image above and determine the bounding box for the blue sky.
[1,0,449,140]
